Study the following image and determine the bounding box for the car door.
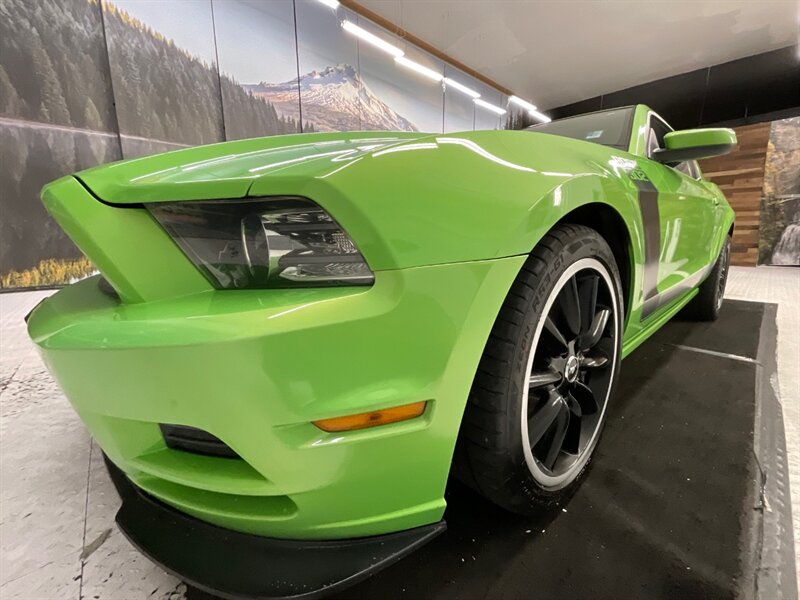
[634,113,720,318]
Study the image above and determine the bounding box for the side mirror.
[652,128,737,163]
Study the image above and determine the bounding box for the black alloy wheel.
[522,258,618,489]
[454,224,623,513]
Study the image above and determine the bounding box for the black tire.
[683,236,731,322]
[453,224,623,514]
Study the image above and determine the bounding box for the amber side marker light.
[313,401,428,432]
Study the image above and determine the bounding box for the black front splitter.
[104,456,446,600]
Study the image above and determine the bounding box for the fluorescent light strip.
[443,77,480,99]
[341,20,404,58]
[529,109,552,123]
[509,95,537,112]
[474,98,507,115]
[394,56,443,82]
[315,0,340,8]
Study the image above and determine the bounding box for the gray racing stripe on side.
[631,175,661,319]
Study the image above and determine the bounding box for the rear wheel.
[454,224,623,513]
[684,235,731,321]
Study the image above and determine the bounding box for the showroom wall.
[548,46,800,130]
[0,0,528,289]
[698,119,800,267]
[758,117,800,266]
[552,45,800,268]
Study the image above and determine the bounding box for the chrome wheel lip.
[716,242,730,311]
[520,257,619,490]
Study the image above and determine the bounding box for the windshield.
[526,107,635,150]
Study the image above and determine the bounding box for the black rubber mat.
[331,299,764,600]
[662,298,766,359]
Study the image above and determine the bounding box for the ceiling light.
[529,109,552,123]
[394,56,443,81]
[315,0,340,8]
[341,20,404,58]
[509,96,537,112]
[474,98,507,115]
[443,77,480,99]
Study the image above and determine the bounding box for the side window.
[647,117,700,179]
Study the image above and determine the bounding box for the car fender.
[252,130,647,276]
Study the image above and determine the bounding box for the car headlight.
[148,197,374,289]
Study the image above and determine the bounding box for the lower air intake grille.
[160,424,240,459]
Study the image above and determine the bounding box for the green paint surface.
[29,105,735,539]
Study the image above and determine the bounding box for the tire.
[683,236,731,322]
[453,224,623,514]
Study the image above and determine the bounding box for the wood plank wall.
[699,122,771,266]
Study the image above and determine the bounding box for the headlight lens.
[148,198,374,289]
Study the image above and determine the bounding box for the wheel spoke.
[562,404,583,455]
[571,381,599,415]
[565,391,583,418]
[578,308,610,350]
[529,369,561,389]
[578,274,599,335]
[543,403,570,470]
[581,350,609,369]
[558,275,582,335]
[543,316,569,350]
[528,391,563,446]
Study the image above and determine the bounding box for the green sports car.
[28,104,735,598]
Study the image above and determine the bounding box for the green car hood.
[76,131,425,204]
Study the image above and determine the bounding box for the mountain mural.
[244,64,418,133]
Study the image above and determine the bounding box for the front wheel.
[453,224,623,513]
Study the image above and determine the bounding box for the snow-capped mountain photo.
[244,64,418,133]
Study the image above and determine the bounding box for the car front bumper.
[105,454,445,599]
[27,256,524,542]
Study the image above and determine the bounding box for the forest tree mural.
[0,0,118,288]
[103,1,304,152]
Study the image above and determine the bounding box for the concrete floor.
[1,265,797,599]
[725,264,800,591]
[1,291,184,600]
